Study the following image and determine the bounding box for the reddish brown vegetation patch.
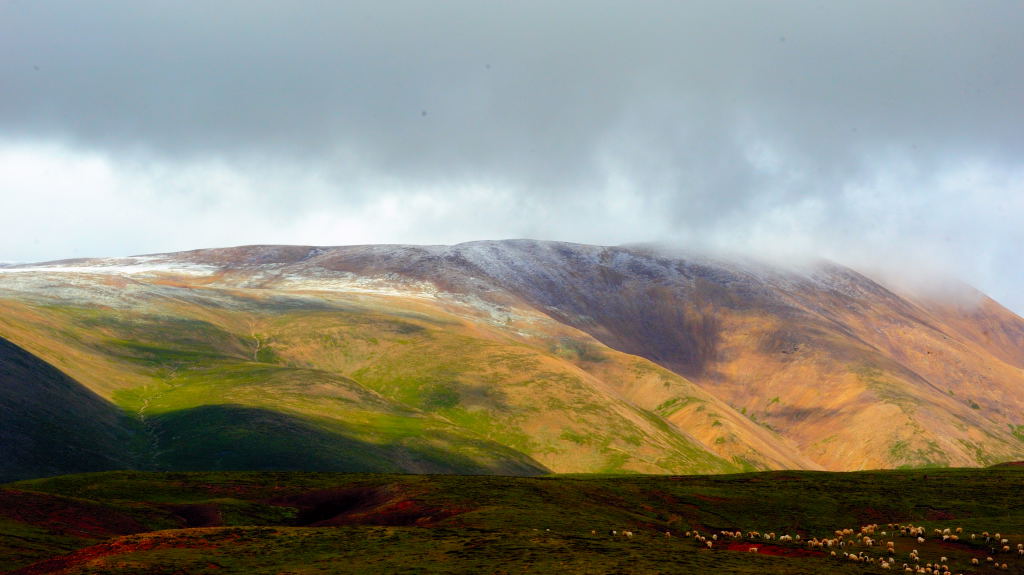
[270,487,473,527]
[938,540,988,557]
[0,490,147,538]
[923,508,955,521]
[335,498,472,527]
[855,506,897,525]
[10,530,232,575]
[724,542,825,557]
[164,504,223,528]
[693,494,732,503]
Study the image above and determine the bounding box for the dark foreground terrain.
[2,466,1024,574]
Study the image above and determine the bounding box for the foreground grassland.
[2,466,1024,574]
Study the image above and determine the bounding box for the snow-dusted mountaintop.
[0,255,219,276]
[0,240,977,321]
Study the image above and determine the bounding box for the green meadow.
[3,466,1024,574]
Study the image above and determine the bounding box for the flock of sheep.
[602,522,1023,573]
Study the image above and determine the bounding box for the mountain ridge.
[1,239,1022,478]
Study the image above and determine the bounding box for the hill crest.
[2,239,1023,477]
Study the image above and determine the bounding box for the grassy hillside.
[2,467,1024,573]
[3,240,1024,477]
[0,279,760,479]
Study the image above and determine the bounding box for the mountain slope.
[0,336,143,482]
[1,239,1022,476]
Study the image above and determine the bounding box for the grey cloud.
[1,1,1022,308]
[6,2,1021,182]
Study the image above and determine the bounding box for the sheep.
[971,558,980,566]
[705,540,713,549]
[749,547,758,553]
[917,536,926,543]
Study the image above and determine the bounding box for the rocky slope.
[1,239,1022,478]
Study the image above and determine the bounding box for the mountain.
[1,239,1022,479]
[0,336,143,482]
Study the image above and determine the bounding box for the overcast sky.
[1,1,1022,312]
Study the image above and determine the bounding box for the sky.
[1,1,1022,312]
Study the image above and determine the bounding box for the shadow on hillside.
[150,404,548,476]
[0,336,144,483]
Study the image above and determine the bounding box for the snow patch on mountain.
[0,255,218,277]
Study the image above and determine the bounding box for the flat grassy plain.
[3,466,1024,574]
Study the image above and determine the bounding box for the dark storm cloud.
[5,2,1020,186]
[1,1,1022,308]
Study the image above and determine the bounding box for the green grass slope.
[2,467,1024,573]
[0,337,145,483]
[0,287,747,478]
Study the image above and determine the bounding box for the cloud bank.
[1,1,1022,311]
